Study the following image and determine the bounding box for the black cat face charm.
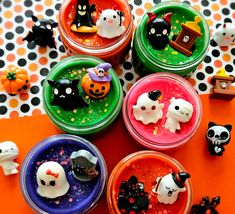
[206,122,232,156]
[48,79,88,111]
[23,15,57,48]
[146,12,172,50]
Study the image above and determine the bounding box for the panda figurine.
[206,122,232,156]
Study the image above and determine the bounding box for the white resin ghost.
[152,172,190,204]
[213,23,235,47]
[165,97,193,133]
[0,141,19,176]
[36,161,70,199]
[133,90,164,125]
[97,9,125,39]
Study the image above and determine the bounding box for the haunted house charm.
[170,16,202,56]
[70,150,99,181]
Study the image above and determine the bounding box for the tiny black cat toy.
[23,15,57,48]
[48,79,89,111]
[206,122,232,156]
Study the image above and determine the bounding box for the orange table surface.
[1,94,235,214]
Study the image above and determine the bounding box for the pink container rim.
[122,72,202,150]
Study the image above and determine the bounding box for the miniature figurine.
[70,0,97,33]
[118,175,149,213]
[152,172,190,204]
[213,23,235,47]
[206,122,232,156]
[23,15,57,48]
[132,90,164,125]
[48,78,89,111]
[81,63,112,98]
[210,68,235,100]
[1,65,30,95]
[36,161,70,199]
[165,97,193,133]
[146,12,172,50]
[97,9,125,39]
[170,16,202,56]
[191,196,220,214]
[0,141,19,176]
[70,150,99,181]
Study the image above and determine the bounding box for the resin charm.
[132,90,164,125]
[165,97,193,133]
[36,161,70,199]
[0,141,19,176]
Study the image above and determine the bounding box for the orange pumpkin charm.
[81,63,112,99]
[1,65,30,95]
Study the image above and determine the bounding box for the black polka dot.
[18,59,27,67]
[0,60,5,68]
[198,83,207,91]
[27,42,36,49]
[201,0,209,7]
[212,49,220,57]
[231,48,235,56]
[49,51,58,59]
[50,62,57,69]
[205,66,214,74]
[0,49,4,57]
[31,97,40,106]
[25,9,33,17]
[196,72,205,81]
[125,72,134,81]
[203,9,211,16]
[41,79,45,86]
[5,32,14,40]
[123,91,126,97]
[222,8,230,15]
[58,36,61,42]
[0,17,2,24]
[30,86,40,94]
[0,106,7,115]
[0,95,7,103]
[28,52,37,60]
[15,15,24,23]
[134,0,142,6]
[225,64,233,73]
[24,0,33,7]
[234,59,235,66]
[20,104,30,113]
[153,0,161,4]
[183,1,191,5]
[40,68,49,76]
[123,61,133,70]
[59,45,65,53]
[3,0,12,7]
[129,3,133,10]
[119,78,124,87]
[224,18,232,23]
[15,26,24,34]
[45,9,54,16]
[6,43,15,51]
[55,3,61,10]
[231,3,235,9]
[204,55,211,63]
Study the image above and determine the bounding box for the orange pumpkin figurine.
[81,63,112,98]
[1,65,30,95]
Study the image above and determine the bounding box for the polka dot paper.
[0,0,234,118]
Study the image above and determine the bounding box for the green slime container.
[43,55,123,135]
[132,1,210,77]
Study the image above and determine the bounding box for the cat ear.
[208,121,216,128]
[31,15,38,22]
[72,79,79,86]
[48,80,56,87]
[224,124,232,132]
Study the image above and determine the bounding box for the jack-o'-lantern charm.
[81,63,112,98]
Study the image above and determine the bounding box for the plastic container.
[132,1,210,77]
[123,73,202,150]
[58,0,134,65]
[43,55,123,135]
[107,151,192,214]
[20,134,107,214]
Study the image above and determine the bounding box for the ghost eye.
[0,149,2,153]
[162,29,168,35]
[103,17,106,21]
[90,84,94,88]
[151,105,156,110]
[54,88,59,95]
[150,28,155,34]
[102,86,105,90]
[220,131,229,140]
[232,34,234,37]
[78,5,82,10]
[40,180,46,185]
[166,186,170,189]
[172,189,177,192]
[207,129,215,138]
[46,24,51,30]
[65,87,72,94]
[83,5,87,10]
[223,32,226,36]
[175,106,179,110]
[11,147,14,150]
[141,106,146,111]
[113,15,116,19]
[50,181,56,186]
[35,21,40,26]
[98,68,104,73]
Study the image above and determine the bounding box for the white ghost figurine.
[0,141,19,176]
[152,172,190,204]
[97,9,125,39]
[165,97,193,133]
[213,23,235,47]
[36,161,70,199]
[133,90,164,125]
